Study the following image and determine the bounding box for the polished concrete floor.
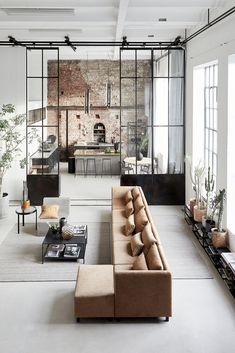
[0,181,235,353]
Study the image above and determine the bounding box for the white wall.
[0,47,26,200]
[185,12,235,228]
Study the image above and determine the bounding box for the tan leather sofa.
[74,186,172,321]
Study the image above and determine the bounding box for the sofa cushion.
[142,223,157,254]
[146,244,163,270]
[132,186,140,200]
[134,195,145,213]
[113,241,135,265]
[39,204,59,219]
[130,232,144,256]
[125,200,134,218]
[132,253,148,270]
[134,208,148,233]
[125,214,135,236]
[112,223,131,241]
[125,190,133,204]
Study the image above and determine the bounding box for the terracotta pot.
[189,198,196,216]
[21,200,30,209]
[211,228,227,248]
[193,205,206,222]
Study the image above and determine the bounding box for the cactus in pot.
[211,189,227,248]
[202,167,215,229]
[192,162,206,222]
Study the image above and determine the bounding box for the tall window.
[204,63,218,184]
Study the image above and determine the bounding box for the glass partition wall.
[26,48,60,205]
[120,47,185,204]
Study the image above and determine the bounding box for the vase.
[137,151,143,161]
[59,217,67,234]
[211,228,227,248]
[193,205,206,222]
[189,198,196,216]
[21,200,30,209]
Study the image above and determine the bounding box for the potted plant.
[211,189,227,248]
[189,160,206,222]
[202,167,215,230]
[0,104,37,218]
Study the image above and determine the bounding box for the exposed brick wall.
[47,59,150,157]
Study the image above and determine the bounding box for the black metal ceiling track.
[0,40,180,48]
[183,5,235,43]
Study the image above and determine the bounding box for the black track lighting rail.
[183,5,235,43]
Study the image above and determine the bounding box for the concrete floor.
[0,181,235,353]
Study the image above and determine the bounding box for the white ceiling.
[0,0,234,59]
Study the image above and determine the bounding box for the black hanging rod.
[183,5,235,43]
[0,39,182,48]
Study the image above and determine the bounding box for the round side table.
[15,206,37,234]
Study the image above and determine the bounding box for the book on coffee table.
[72,225,87,235]
[45,244,65,258]
[64,244,81,258]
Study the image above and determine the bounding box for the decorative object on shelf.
[137,148,143,161]
[59,217,67,234]
[61,224,74,240]
[0,104,38,218]
[211,189,227,248]
[21,181,30,209]
[47,222,60,234]
[114,142,119,153]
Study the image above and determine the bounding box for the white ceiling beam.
[113,0,129,60]
[125,21,202,29]
[128,0,220,8]
[0,21,116,29]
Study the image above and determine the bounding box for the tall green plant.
[205,167,214,218]
[211,189,226,232]
[186,156,205,207]
[0,104,37,197]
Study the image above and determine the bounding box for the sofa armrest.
[114,270,172,318]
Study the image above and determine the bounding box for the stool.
[101,158,112,177]
[86,158,97,176]
[74,265,114,319]
[75,158,86,176]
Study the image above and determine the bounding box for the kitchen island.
[74,150,121,176]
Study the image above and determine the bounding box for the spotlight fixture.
[121,36,128,47]
[64,36,76,52]
[8,35,25,47]
[173,35,182,46]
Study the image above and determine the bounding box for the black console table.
[184,205,235,298]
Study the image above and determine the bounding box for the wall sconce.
[84,88,90,114]
[106,82,111,107]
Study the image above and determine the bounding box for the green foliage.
[0,104,38,195]
[211,189,226,232]
[205,167,215,218]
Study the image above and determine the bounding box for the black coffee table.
[41,225,88,264]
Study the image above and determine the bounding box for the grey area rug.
[0,222,111,282]
[0,217,213,282]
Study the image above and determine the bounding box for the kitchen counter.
[74,143,115,150]
[74,150,120,175]
[74,150,120,157]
